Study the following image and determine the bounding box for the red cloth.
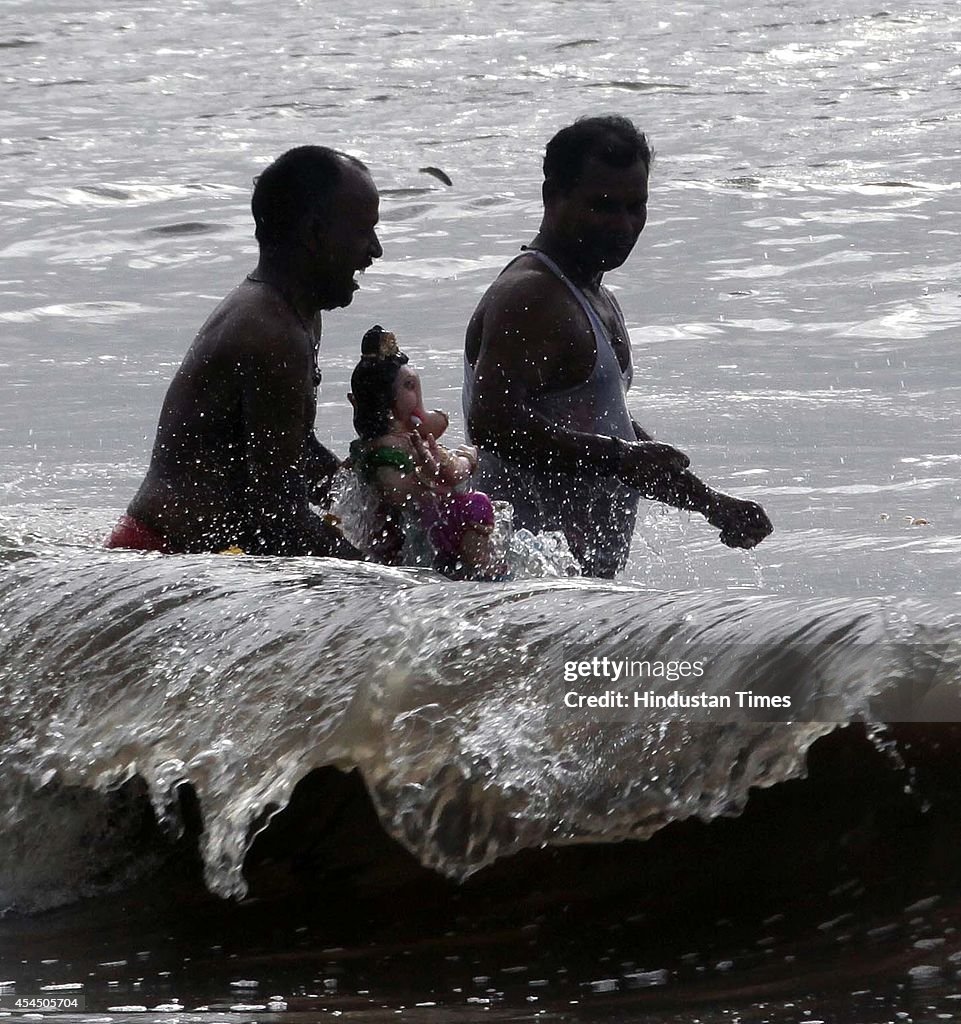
[103,514,169,553]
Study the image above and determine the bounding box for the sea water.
[1,1,960,1020]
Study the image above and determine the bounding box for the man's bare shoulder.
[191,280,309,362]
[469,254,594,386]
[478,255,571,321]
[472,257,577,349]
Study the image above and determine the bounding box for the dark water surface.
[2,0,961,1020]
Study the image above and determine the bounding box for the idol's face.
[392,364,424,426]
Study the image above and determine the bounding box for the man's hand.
[315,516,364,560]
[613,441,773,549]
[706,495,773,549]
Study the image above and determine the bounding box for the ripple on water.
[0,301,158,325]
[142,222,225,237]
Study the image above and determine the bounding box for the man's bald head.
[251,145,369,251]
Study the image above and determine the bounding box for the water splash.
[330,468,579,578]
[1,548,959,910]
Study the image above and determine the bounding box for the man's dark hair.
[251,145,368,250]
[350,326,410,440]
[543,115,652,193]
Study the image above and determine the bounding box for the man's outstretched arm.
[469,282,772,549]
[623,454,772,549]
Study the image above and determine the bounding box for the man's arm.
[241,336,359,558]
[631,466,771,548]
[304,433,341,507]
[467,273,689,481]
[468,275,772,549]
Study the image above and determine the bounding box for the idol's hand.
[451,443,479,474]
[410,430,442,489]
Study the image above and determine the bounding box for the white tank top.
[462,249,641,577]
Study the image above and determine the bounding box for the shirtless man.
[464,116,772,577]
[106,145,382,556]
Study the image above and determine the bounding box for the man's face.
[314,164,382,309]
[549,156,649,273]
